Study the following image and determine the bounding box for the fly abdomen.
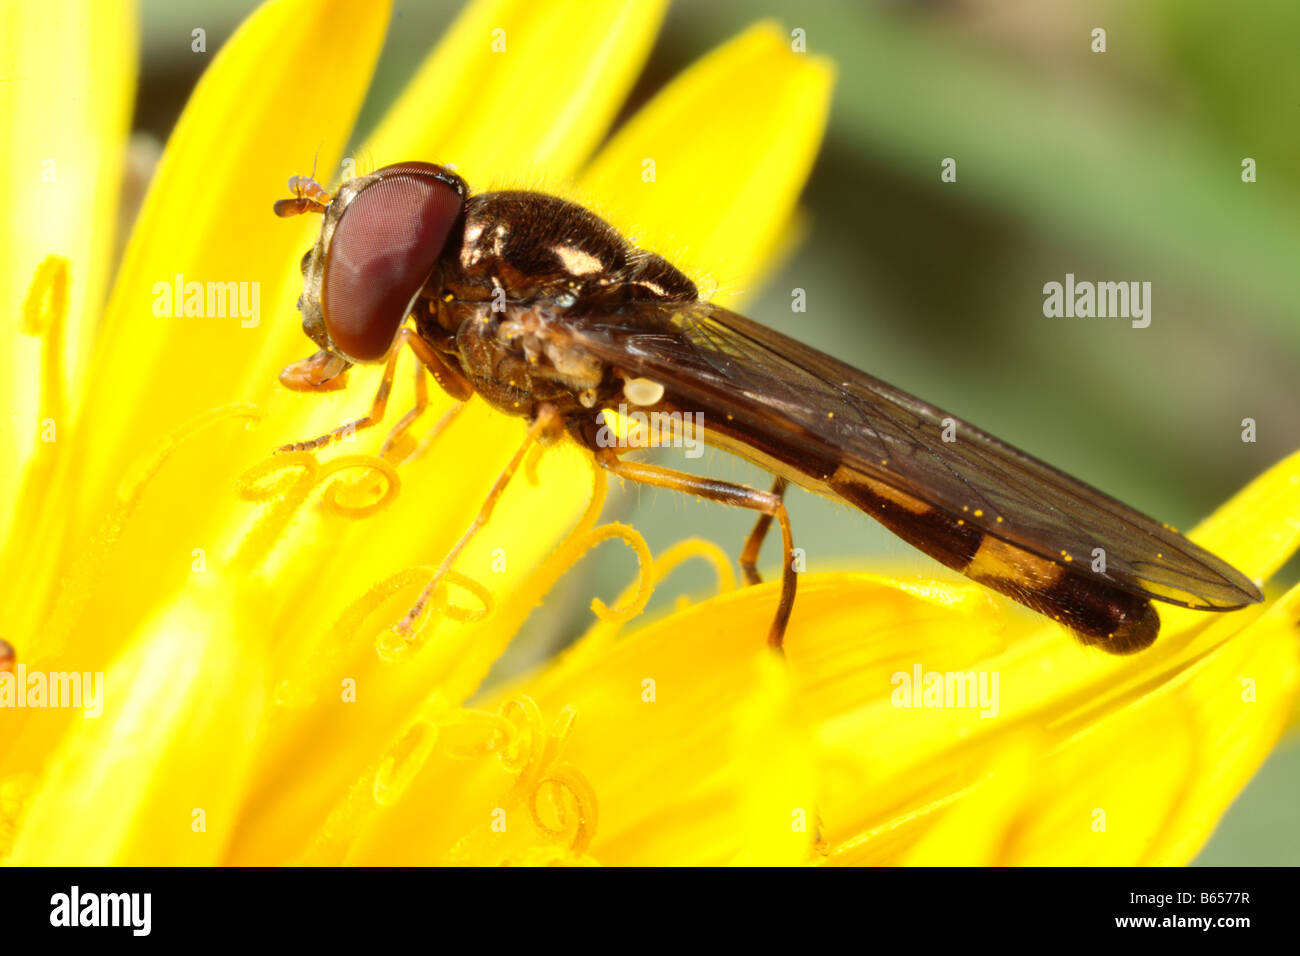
[831,469,1158,654]
[830,467,984,573]
[964,534,1159,654]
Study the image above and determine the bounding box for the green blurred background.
[136,0,1299,863]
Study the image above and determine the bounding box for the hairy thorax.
[419,190,697,425]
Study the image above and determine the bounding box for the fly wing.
[563,299,1261,610]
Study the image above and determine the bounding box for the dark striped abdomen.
[829,467,1159,654]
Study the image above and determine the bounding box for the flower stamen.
[317,455,401,518]
[340,567,493,662]
[21,255,68,428]
[233,452,400,567]
[580,524,655,622]
[233,452,319,567]
[32,402,263,665]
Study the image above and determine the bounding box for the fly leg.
[278,327,472,453]
[371,357,430,462]
[276,339,401,453]
[739,477,789,586]
[393,403,563,641]
[376,357,467,464]
[380,327,473,461]
[395,400,469,465]
[597,450,796,652]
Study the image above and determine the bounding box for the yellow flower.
[3,0,1295,868]
[339,448,1299,866]
[0,0,833,864]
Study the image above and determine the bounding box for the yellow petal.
[580,21,834,304]
[482,538,1297,864]
[6,4,847,867]
[967,585,1300,865]
[728,652,819,865]
[895,734,1040,866]
[74,0,390,524]
[366,0,669,183]
[0,0,136,526]
[8,578,269,864]
[1188,448,1300,584]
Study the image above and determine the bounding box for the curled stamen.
[373,721,438,807]
[330,569,431,656]
[320,565,495,665]
[478,696,599,858]
[440,455,619,667]
[582,524,654,622]
[577,537,742,657]
[125,403,268,501]
[372,571,494,660]
[525,520,656,625]
[318,455,401,518]
[21,256,67,333]
[235,450,317,500]
[650,538,738,596]
[434,709,518,760]
[440,573,494,624]
[2,258,74,656]
[233,453,319,568]
[489,697,597,858]
[20,255,68,428]
[358,693,600,861]
[32,403,264,665]
[465,447,659,642]
[347,574,430,663]
[530,765,599,856]
[373,695,452,807]
[372,698,518,807]
[550,703,578,742]
[234,451,400,567]
[275,567,491,710]
[497,695,546,778]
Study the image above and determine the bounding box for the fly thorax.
[495,305,605,392]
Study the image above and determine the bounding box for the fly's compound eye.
[321,167,465,361]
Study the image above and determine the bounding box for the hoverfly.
[273,161,1261,653]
